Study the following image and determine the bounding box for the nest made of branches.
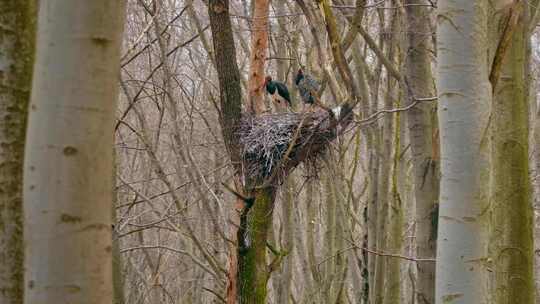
[238,105,352,186]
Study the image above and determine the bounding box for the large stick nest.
[238,104,352,186]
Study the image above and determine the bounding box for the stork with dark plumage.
[295,69,318,105]
[295,69,331,112]
[264,76,292,110]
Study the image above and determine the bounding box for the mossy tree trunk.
[237,0,276,303]
[0,1,36,303]
[209,1,277,303]
[238,187,276,304]
[489,2,535,303]
[23,1,126,303]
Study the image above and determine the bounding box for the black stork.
[264,76,292,107]
[295,69,320,105]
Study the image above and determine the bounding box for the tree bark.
[247,0,270,114]
[238,187,276,304]
[489,2,535,303]
[0,1,36,303]
[207,2,244,303]
[403,2,438,303]
[23,1,126,303]
[435,1,491,303]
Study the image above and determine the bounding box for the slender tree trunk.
[23,1,126,303]
[323,173,337,303]
[372,8,399,304]
[0,1,36,303]
[489,3,535,303]
[277,178,294,304]
[383,86,403,304]
[435,1,491,303]
[403,2,438,303]
[275,3,294,299]
[112,157,125,304]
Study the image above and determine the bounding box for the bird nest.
[238,105,352,187]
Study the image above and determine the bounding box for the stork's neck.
[266,81,277,94]
[295,73,304,85]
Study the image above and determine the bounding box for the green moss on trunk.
[238,187,276,304]
[0,2,36,303]
[489,5,535,303]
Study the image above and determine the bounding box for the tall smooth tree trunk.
[436,1,491,303]
[0,2,36,303]
[23,2,126,303]
[275,2,295,301]
[403,2,438,303]
[372,8,399,304]
[383,89,403,304]
[489,2,535,302]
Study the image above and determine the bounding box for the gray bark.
[435,1,491,303]
[23,1,126,303]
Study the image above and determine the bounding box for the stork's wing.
[303,75,320,92]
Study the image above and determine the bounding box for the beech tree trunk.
[435,1,491,303]
[23,2,126,303]
[0,2,36,303]
[403,2,438,303]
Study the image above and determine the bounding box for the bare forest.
[2,0,540,304]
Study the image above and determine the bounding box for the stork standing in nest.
[295,69,331,112]
[264,76,292,110]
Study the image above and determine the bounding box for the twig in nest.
[257,112,310,188]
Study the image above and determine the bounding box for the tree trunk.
[435,1,491,303]
[0,1,36,303]
[207,2,244,303]
[275,2,295,301]
[372,8,399,304]
[238,187,276,304]
[403,2,438,303]
[383,87,403,304]
[489,2,535,303]
[23,1,126,303]
[247,0,270,113]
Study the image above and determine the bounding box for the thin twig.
[354,96,437,126]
